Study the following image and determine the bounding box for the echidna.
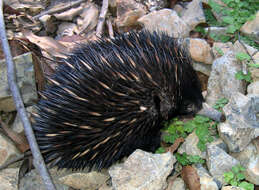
[33,31,204,171]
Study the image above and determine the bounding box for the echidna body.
[33,31,204,170]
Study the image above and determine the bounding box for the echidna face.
[33,30,204,171]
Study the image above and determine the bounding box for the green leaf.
[238,181,254,190]
[155,147,166,154]
[236,173,245,181]
[222,16,235,24]
[232,165,240,173]
[248,63,259,68]
[236,52,251,61]
[224,171,234,183]
[227,24,237,34]
[214,47,224,56]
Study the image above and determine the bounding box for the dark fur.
[33,31,204,170]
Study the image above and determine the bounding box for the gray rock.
[240,11,259,41]
[231,142,259,185]
[194,165,219,190]
[218,93,259,152]
[0,168,19,190]
[206,51,246,106]
[59,171,109,190]
[178,132,206,159]
[181,0,206,30]
[168,177,185,190]
[192,62,212,76]
[247,81,259,95]
[0,52,38,112]
[221,186,244,190]
[138,9,190,38]
[206,145,240,185]
[0,134,21,167]
[212,42,234,58]
[109,149,176,190]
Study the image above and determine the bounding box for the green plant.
[208,0,258,34]
[214,47,224,56]
[235,71,252,83]
[224,165,254,190]
[162,116,215,152]
[175,152,205,166]
[236,52,251,62]
[213,98,228,111]
[155,147,166,154]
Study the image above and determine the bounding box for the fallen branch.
[33,0,85,20]
[106,18,114,39]
[96,0,109,37]
[0,1,56,190]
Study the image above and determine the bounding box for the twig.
[106,18,114,39]
[0,154,25,170]
[0,1,56,190]
[96,0,109,37]
[33,0,85,20]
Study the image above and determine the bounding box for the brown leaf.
[166,137,185,153]
[0,119,29,153]
[22,29,69,58]
[181,165,201,190]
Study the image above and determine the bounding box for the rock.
[59,171,109,190]
[178,132,206,159]
[39,15,58,34]
[181,0,206,30]
[206,145,240,184]
[205,51,246,106]
[0,134,21,167]
[136,0,168,11]
[240,11,259,41]
[194,165,219,190]
[19,168,69,190]
[0,168,19,190]
[221,186,244,190]
[11,106,36,134]
[109,149,176,190]
[138,9,190,38]
[218,93,259,152]
[247,81,259,95]
[56,22,77,37]
[188,38,214,64]
[78,3,99,34]
[212,42,234,58]
[233,40,259,64]
[231,142,259,185]
[192,62,212,76]
[116,0,147,31]
[168,177,185,190]
[0,52,38,112]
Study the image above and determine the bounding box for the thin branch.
[238,33,256,65]
[96,0,109,37]
[0,1,56,190]
[33,0,86,20]
[106,18,114,39]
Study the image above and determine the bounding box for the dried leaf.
[22,29,69,58]
[181,165,201,190]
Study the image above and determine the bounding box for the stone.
[138,9,190,38]
[240,11,259,41]
[206,51,246,106]
[0,52,37,112]
[109,149,176,190]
